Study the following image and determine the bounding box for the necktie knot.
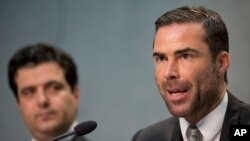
[186,124,202,141]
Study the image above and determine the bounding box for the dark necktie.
[186,124,202,141]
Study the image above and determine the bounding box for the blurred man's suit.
[132,92,250,141]
[72,136,88,141]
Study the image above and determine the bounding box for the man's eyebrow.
[44,80,64,87]
[174,47,199,55]
[153,52,164,57]
[152,47,199,57]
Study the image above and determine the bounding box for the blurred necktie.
[186,124,202,141]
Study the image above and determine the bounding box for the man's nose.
[164,59,180,80]
[37,89,49,108]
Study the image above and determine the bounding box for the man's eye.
[46,83,64,93]
[180,53,192,60]
[155,55,165,62]
[53,84,63,90]
[21,88,35,97]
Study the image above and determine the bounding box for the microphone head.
[74,121,97,136]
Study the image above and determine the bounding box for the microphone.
[49,120,97,141]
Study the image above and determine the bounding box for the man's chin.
[167,104,192,117]
[36,121,61,133]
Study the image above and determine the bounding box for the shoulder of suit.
[227,92,250,124]
[137,117,178,134]
[71,136,88,141]
[132,117,179,141]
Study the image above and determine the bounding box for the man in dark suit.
[132,5,250,141]
[8,43,88,141]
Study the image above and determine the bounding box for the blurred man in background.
[8,43,87,141]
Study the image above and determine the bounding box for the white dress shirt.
[180,92,228,141]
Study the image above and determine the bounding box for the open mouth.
[168,89,188,96]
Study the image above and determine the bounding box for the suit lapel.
[167,118,183,141]
[219,92,241,141]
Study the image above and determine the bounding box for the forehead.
[15,62,65,88]
[153,23,208,53]
[155,23,205,43]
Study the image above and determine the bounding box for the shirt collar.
[31,120,78,141]
[180,92,228,141]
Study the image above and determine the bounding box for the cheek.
[18,102,35,121]
[183,61,211,78]
[154,70,166,98]
[51,96,67,109]
[60,95,78,118]
[155,66,164,81]
[192,64,217,91]
[52,94,77,112]
[155,71,163,89]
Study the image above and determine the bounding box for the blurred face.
[153,23,229,123]
[15,62,79,140]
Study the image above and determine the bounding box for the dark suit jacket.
[72,136,88,141]
[132,92,250,141]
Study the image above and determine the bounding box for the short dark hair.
[155,5,229,83]
[8,43,78,100]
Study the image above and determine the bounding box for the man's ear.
[216,51,230,77]
[16,98,21,108]
[15,93,21,106]
[73,85,80,105]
